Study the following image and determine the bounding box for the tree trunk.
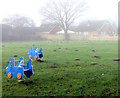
[64,29,69,41]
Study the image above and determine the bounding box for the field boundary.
[39,34,118,41]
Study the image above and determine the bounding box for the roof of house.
[49,26,62,34]
[38,23,60,33]
[71,20,115,33]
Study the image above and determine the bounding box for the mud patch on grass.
[75,59,80,61]
[70,85,72,87]
[53,50,56,52]
[49,91,52,93]
[53,63,56,65]
[92,56,101,59]
[14,55,18,57]
[36,59,44,62]
[75,50,79,51]
[2,45,5,47]
[101,65,109,67]
[18,81,33,86]
[48,66,57,68]
[59,84,62,86]
[92,50,95,52]
[113,59,120,61]
[40,86,42,89]
[58,48,61,49]
[65,48,68,50]
[91,63,98,65]
[88,86,90,88]
[18,81,25,85]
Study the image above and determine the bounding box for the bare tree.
[40,0,87,40]
[2,14,35,28]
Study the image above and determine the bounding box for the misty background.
[0,0,118,41]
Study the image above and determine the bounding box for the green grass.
[2,41,118,96]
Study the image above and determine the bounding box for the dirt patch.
[2,45,5,47]
[36,59,44,62]
[113,59,120,61]
[18,81,25,85]
[49,91,52,93]
[92,56,101,59]
[92,50,95,52]
[40,86,42,89]
[101,65,109,67]
[53,50,56,52]
[18,81,33,86]
[75,50,79,51]
[75,59,80,61]
[58,48,61,49]
[70,85,72,87]
[75,49,78,51]
[88,86,90,88]
[14,55,18,57]
[65,48,68,50]
[48,66,57,68]
[53,63,56,65]
[91,63,98,65]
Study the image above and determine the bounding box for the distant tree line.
[2,14,46,42]
[2,14,117,42]
[2,24,41,42]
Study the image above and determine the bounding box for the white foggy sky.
[0,0,118,26]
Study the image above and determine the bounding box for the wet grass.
[2,41,118,96]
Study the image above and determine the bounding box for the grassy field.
[2,41,118,96]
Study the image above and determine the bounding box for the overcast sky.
[0,0,118,26]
